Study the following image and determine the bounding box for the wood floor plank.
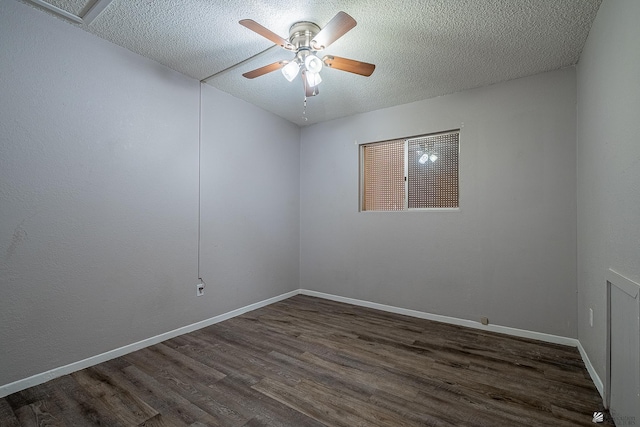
[209,376,325,427]
[367,390,459,427]
[138,414,170,427]
[71,367,159,426]
[0,295,612,426]
[164,334,263,386]
[8,374,124,426]
[0,398,20,427]
[123,347,249,426]
[297,331,437,377]
[298,350,419,400]
[13,400,60,427]
[142,343,227,382]
[251,376,358,427]
[122,364,226,426]
[89,362,190,427]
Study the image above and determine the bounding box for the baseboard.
[299,289,578,347]
[576,340,605,400]
[0,289,298,398]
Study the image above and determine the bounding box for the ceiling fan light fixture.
[281,60,300,82]
[304,54,323,74]
[306,71,322,88]
[239,12,375,101]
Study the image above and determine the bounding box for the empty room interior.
[1,0,639,425]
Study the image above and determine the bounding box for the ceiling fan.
[239,12,375,97]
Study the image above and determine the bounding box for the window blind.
[362,140,405,211]
[407,131,459,208]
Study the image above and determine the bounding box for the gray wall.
[199,84,301,312]
[300,68,578,337]
[577,0,640,391]
[0,0,299,387]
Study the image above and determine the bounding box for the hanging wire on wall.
[197,82,206,290]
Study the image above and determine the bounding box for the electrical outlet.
[481,317,489,325]
[589,308,593,327]
[196,282,205,297]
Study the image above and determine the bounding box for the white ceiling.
[20,0,601,126]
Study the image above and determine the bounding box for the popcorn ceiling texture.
[45,0,88,16]
[23,0,601,126]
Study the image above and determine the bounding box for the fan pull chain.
[302,96,308,121]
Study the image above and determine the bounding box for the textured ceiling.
[20,0,601,126]
[44,0,89,16]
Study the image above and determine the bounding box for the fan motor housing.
[288,21,321,50]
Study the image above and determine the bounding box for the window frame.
[359,129,461,212]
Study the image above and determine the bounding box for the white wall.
[300,68,578,337]
[577,0,640,397]
[0,0,198,386]
[199,84,301,313]
[0,0,300,388]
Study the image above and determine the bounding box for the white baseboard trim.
[299,289,578,347]
[576,340,604,399]
[0,289,298,398]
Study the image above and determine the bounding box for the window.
[360,130,459,211]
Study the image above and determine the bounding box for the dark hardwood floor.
[1,295,612,426]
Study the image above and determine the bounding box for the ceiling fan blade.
[322,55,375,76]
[311,11,356,51]
[242,61,287,79]
[239,19,294,50]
